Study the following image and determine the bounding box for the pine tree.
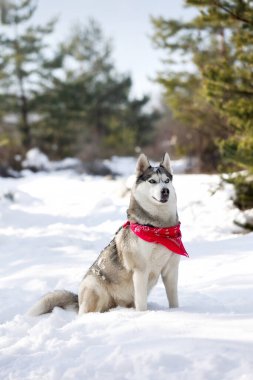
[152,0,253,209]
[0,6,159,162]
[151,6,231,171]
[0,0,59,150]
[197,1,253,170]
[198,0,253,210]
[34,20,159,159]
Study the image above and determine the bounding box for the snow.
[235,208,253,228]
[22,148,81,172]
[104,155,192,176]
[22,148,50,170]
[0,167,253,380]
[104,156,138,176]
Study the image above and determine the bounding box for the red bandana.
[123,221,189,257]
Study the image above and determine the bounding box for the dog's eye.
[148,179,157,184]
[164,178,170,184]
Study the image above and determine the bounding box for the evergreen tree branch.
[213,0,253,26]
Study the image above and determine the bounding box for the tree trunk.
[14,23,31,151]
[20,94,31,149]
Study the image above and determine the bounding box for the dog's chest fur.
[116,228,174,288]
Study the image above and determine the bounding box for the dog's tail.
[28,290,79,316]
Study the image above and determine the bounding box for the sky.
[32,0,194,102]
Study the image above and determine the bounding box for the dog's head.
[134,153,175,205]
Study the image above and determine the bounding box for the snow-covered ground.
[0,165,253,380]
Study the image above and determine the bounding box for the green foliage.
[200,3,253,172]
[0,0,59,150]
[152,0,253,179]
[196,1,253,209]
[33,20,159,159]
[225,174,253,211]
[152,9,231,171]
[220,134,253,169]
[0,9,159,162]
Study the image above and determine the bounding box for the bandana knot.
[123,221,189,257]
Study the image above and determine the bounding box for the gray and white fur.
[29,153,181,316]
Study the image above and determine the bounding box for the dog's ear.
[136,153,150,177]
[160,152,173,174]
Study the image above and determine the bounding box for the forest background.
[0,0,253,214]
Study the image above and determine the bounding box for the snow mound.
[22,148,50,170]
[22,148,81,172]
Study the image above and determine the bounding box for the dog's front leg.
[162,255,180,308]
[133,270,148,311]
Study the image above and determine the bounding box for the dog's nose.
[161,188,169,196]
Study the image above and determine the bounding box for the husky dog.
[29,153,184,316]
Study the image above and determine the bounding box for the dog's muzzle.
[160,187,169,203]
